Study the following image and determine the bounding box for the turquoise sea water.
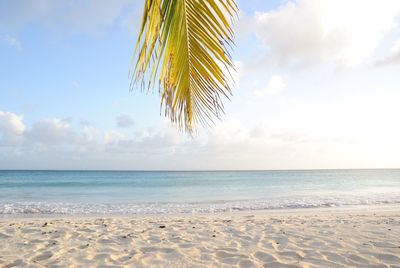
[0,169,400,216]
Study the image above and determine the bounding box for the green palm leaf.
[131,0,237,133]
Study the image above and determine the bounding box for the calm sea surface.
[0,169,399,216]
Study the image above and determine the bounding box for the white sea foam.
[1,193,400,216]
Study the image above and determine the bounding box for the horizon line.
[0,168,399,172]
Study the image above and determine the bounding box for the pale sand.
[1,206,400,267]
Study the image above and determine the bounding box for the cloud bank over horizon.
[2,92,399,170]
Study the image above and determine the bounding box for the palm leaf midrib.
[182,0,194,124]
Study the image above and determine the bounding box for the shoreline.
[1,203,399,220]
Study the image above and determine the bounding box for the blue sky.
[1,0,400,170]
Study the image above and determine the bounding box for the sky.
[1,0,400,170]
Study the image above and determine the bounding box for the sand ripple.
[1,208,400,267]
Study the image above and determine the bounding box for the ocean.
[1,169,400,216]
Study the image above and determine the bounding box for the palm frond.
[131,0,237,133]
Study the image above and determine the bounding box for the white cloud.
[79,125,99,150]
[0,111,25,145]
[375,39,400,66]
[116,114,135,128]
[232,60,243,88]
[3,35,22,49]
[104,130,125,145]
[254,75,286,97]
[234,10,254,41]
[0,111,25,134]
[392,40,400,55]
[254,0,400,67]
[26,118,77,145]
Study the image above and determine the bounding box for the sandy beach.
[0,206,399,267]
